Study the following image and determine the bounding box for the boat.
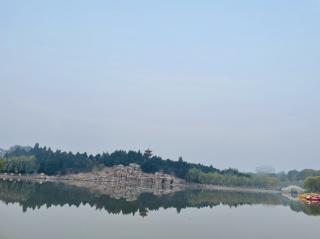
[299,193,320,202]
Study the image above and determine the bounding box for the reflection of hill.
[0,181,318,216]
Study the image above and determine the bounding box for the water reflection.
[0,180,319,217]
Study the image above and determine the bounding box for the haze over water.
[0,181,319,239]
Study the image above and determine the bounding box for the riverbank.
[0,164,281,197]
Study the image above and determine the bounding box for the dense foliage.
[287,169,320,182]
[271,169,320,188]
[304,176,320,192]
[1,144,319,189]
[186,168,278,188]
[0,156,39,174]
[2,144,222,179]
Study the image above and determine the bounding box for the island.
[1,144,320,196]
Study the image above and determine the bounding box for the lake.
[0,181,319,239]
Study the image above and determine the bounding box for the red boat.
[307,195,320,202]
[300,193,320,202]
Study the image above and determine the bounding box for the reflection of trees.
[0,180,34,203]
[0,181,319,216]
[289,201,320,216]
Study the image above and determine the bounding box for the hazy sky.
[1,0,320,171]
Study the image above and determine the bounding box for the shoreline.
[0,172,281,195]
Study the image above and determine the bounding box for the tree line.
[186,168,278,188]
[1,144,225,179]
[1,144,319,189]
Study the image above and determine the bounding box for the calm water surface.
[0,181,319,239]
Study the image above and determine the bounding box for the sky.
[1,0,320,172]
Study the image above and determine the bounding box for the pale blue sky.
[1,0,320,171]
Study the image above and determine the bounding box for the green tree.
[304,176,320,192]
[1,156,39,174]
[186,168,201,182]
